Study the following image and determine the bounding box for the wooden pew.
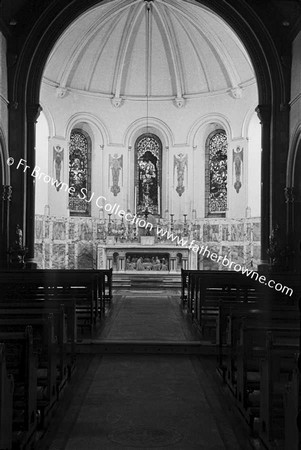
[0,306,71,395]
[0,343,14,450]
[259,332,299,449]
[284,364,301,450]
[0,269,112,334]
[0,315,57,428]
[0,326,37,449]
[184,270,261,341]
[0,299,77,376]
[224,308,299,394]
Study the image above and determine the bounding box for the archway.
[7,0,287,268]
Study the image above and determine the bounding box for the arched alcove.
[7,0,287,266]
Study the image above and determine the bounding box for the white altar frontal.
[97,236,189,272]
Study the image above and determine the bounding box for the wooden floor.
[39,290,257,449]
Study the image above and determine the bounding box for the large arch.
[7,0,288,266]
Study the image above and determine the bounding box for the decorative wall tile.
[222,225,229,241]
[253,223,261,241]
[34,215,261,270]
[78,243,94,268]
[69,222,75,240]
[35,220,43,240]
[231,223,244,241]
[80,222,93,241]
[34,244,44,267]
[53,221,66,240]
[68,244,76,269]
[203,224,219,241]
[45,221,50,239]
[52,244,66,268]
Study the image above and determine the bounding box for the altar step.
[74,340,216,355]
[112,272,182,289]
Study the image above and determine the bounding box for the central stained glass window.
[68,130,91,216]
[206,130,228,216]
[135,134,161,216]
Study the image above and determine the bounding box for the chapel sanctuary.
[0,0,300,449]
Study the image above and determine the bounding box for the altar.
[97,238,189,272]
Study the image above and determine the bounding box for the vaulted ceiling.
[42,0,255,104]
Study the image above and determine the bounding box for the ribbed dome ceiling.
[43,0,255,105]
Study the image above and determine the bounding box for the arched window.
[135,133,162,216]
[68,129,91,216]
[205,129,228,217]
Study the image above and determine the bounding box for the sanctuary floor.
[39,290,256,449]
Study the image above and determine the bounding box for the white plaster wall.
[38,80,259,220]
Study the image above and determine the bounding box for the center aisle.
[42,290,249,449]
[99,291,199,341]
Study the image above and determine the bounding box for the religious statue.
[8,224,27,269]
[233,146,243,193]
[174,153,187,196]
[53,145,64,191]
[109,153,123,196]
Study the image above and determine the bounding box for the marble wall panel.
[69,222,75,240]
[253,245,261,261]
[53,221,66,241]
[253,223,261,241]
[78,243,94,269]
[68,244,76,269]
[222,225,229,241]
[52,244,66,268]
[34,215,261,270]
[45,243,51,267]
[80,221,93,241]
[45,221,50,239]
[35,219,43,240]
[231,223,244,241]
[229,245,244,264]
[34,243,44,267]
[203,224,219,241]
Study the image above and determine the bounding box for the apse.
[35,0,261,271]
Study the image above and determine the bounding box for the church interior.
[0,0,300,449]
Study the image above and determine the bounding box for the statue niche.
[135,134,161,216]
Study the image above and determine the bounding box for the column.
[284,187,295,270]
[127,145,132,212]
[25,103,42,268]
[0,185,12,268]
[255,104,271,261]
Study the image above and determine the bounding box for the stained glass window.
[135,134,161,216]
[68,130,91,216]
[206,130,227,216]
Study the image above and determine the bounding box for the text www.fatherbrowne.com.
[8,157,293,297]
[156,226,293,297]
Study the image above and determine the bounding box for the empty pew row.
[182,269,263,341]
[0,304,75,448]
[284,361,301,450]
[181,269,300,449]
[0,343,14,450]
[221,308,299,448]
[0,326,37,450]
[217,299,299,448]
[0,269,112,336]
